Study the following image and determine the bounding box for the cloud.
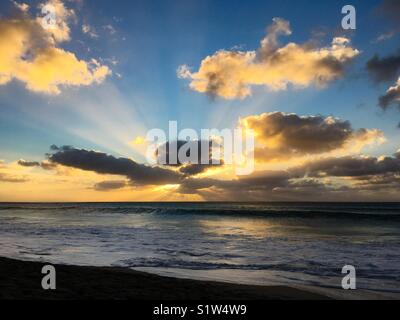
[178,151,400,201]
[291,154,400,178]
[379,77,400,110]
[15,142,400,200]
[377,0,400,26]
[37,0,76,43]
[82,24,99,39]
[0,160,29,183]
[103,24,116,35]
[178,18,359,99]
[48,146,183,185]
[178,170,291,195]
[366,50,400,112]
[155,140,223,176]
[366,52,400,83]
[18,159,56,170]
[93,180,127,191]
[354,174,400,191]
[12,1,30,13]
[177,170,357,201]
[286,153,400,198]
[0,0,111,94]
[178,163,222,176]
[240,112,384,162]
[156,140,218,165]
[17,160,41,167]
[372,31,395,43]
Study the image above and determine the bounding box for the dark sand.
[0,257,329,300]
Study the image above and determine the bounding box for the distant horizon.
[1,201,400,204]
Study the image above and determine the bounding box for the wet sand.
[0,257,329,300]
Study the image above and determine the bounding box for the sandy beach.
[0,257,328,300]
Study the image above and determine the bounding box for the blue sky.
[1,0,400,201]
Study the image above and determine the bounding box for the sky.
[0,0,400,201]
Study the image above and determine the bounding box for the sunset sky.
[1,0,400,201]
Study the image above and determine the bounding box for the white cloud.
[178,18,360,99]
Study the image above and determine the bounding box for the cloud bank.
[291,154,400,178]
[8,108,399,200]
[178,153,400,201]
[48,146,183,185]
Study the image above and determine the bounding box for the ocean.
[0,202,399,299]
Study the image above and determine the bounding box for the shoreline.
[0,257,329,300]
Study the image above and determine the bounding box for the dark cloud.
[354,173,400,189]
[271,179,351,199]
[178,153,400,201]
[18,159,57,170]
[366,50,400,111]
[156,140,215,166]
[38,144,400,201]
[178,171,355,201]
[49,145,74,151]
[50,144,59,151]
[179,163,221,176]
[93,180,127,191]
[315,56,345,78]
[242,112,380,161]
[18,160,40,167]
[156,140,223,176]
[291,154,400,178]
[205,72,226,100]
[378,79,400,110]
[254,113,353,153]
[366,52,400,83]
[239,170,291,188]
[48,146,183,185]
[377,0,400,26]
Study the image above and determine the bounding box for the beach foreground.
[0,257,328,300]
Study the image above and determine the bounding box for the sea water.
[0,202,399,299]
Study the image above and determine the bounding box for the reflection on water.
[198,218,277,238]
